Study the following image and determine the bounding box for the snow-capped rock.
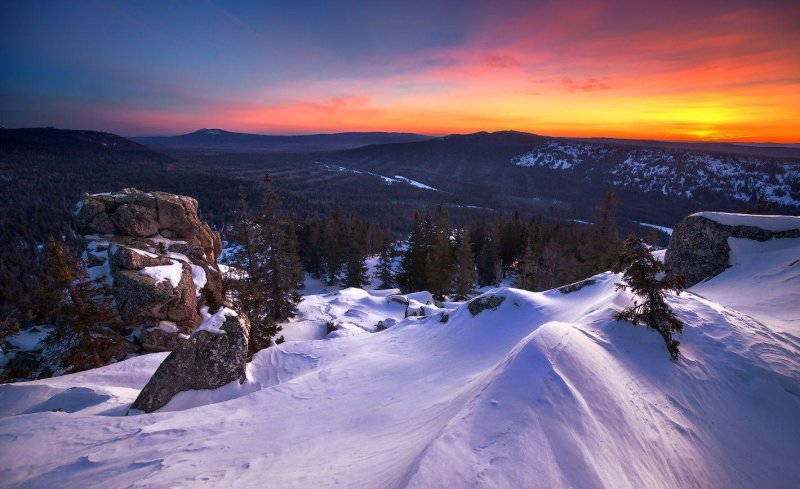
[70,189,226,356]
[665,212,800,285]
[131,309,249,413]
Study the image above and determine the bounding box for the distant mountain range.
[308,130,800,225]
[1,127,165,161]
[132,128,433,152]
[2,127,798,234]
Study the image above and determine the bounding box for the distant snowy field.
[1,235,799,487]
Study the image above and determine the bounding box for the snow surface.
[316,162,440,192]
[154,321,178,334]
[190,264,207,294]
[691,237,800,335]
[1,239,799,488]
[693,211,800,232]
[192,308,238,336]
[140,260,184,288]
[393,175,440,191]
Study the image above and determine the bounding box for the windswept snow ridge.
[1,238,799,488]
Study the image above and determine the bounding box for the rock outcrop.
[131,309,250,413]
[74,189,224,351]
[468,294,506,315]
[75,188,222,261]
[665,212,800,286]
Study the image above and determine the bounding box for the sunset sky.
[1,0,798,141]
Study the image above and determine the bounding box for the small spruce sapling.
[612,236,687,360]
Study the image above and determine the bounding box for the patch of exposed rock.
[467,294,506,316]
[665,212,800,286]
[131,309,250,413]
[558,278,596,294]
[74,189,224,352]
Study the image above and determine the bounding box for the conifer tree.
[426,206,454,301]
[589,188,621,270]
[374,242,395,289]
[322,204,347,284]
[228,172,302,358]
[500,210,525,271]
[36,237,126,374]
[451,229,476,300]
[398,210,429,293]
[612,236,687,360]
[514,237,538,291]
[477,225,501,287]
[342,216,370,288]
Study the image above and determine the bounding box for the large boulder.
[130,309,250,413]
[74,189,225,352]
[665,212,800,286]
[114,264,200,331]
[75,188,222,263]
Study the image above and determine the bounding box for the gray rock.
[72,189,226,354]
[74,189,223,263]
[109,244,171,270]
[139,327,188,353]
[85,252,106,268]
[130,313,250,413]
[665,214,800,286]
[110,204,159,237]
[114,264,199,332]
[153,191,188,230]
[74,193,117,234]
[168,242,206,262]
[467,294,506,315]
[558,278,596,294]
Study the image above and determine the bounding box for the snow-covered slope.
[512,143,800,207]
[1,239,799,488]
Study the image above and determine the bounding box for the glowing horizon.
[1,0,798,142]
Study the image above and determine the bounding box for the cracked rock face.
[74,189,225,351]
[130,312,250,413]
[75,188,222,262]
[665,214,800,286]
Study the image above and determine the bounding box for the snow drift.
[0,235,798,488]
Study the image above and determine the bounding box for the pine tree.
[589,188,621,271]
[477,225,501,287]
[36,237,127,375]
[451,229,476,300]
[612,236,687,360]
[514,237,538,291]
[374,242,395,289]
[426,206,454,301]
[398,210,429,293]
[228,172,302,358]
[322,204,347,285]
[500,210,525,271]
